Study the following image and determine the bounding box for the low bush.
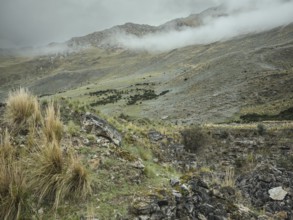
[181,126,208,153]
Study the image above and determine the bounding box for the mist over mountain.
[104,0,293,52]
[61,1,293,54]
[20,0,293,55]
[0,0,216,48]
[1,0,292,51]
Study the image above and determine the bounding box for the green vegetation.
[87,87,170,107]
[240,107,293,122]
[67,120,80,136]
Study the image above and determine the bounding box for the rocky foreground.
[0,98,292,219]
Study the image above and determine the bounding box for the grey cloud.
[1,0,291,50]
[112,0,293,52]
[0,0,217,48]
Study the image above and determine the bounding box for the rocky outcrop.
[82,112,122,146]
[237,164,293,218]
[129,175,256,220]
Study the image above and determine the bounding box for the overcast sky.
[0,0,220,48]
[0,0,292,49]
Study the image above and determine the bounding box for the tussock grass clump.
[29,141,92,208]
[0,89,92,217]
[0,131,31,219]
[4,88,41,131]
[0,129,15,162]
[30,141,65,207]
[0,162,30,220]
[43,103,63,143]
[223,166,235,187]
[62,155,92,201]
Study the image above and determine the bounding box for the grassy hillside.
[1,24,292,124]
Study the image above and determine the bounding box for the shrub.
[4,88,41,132]
[181,126,208,153]
[257,123,266,135]
[43,103,63,143]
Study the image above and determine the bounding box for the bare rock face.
[82,112,122,146]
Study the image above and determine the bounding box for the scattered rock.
[132,160,145,169]
[83,112,122,146]
[148,130,164,142]
[172,190,182,198]
[161,115,169,120]
[38,208,44,215]
[153,158,159,163]
[268,186,288,201]
[170,178,180,187]
[96,136,111,147]
[129,175,256,219]
[82,138,90,146]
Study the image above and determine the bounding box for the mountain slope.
[0,21,292,124]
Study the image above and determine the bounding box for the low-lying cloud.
[0,0,216,48]
[112,0,293,52]
[1,0,292,52]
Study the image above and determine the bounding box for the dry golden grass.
[204,121,293,131]
[0,162,30,220]
[0,89,92,217]
[29,141,92,209]
[43,103,63,143]
[61,154,92,201]
[29,140,65,207]
[223,166,235,187]
[0,129,14,162]
[4,88,41,131]
[0,130,31,219]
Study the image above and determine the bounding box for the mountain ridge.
[66,6,227,49]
